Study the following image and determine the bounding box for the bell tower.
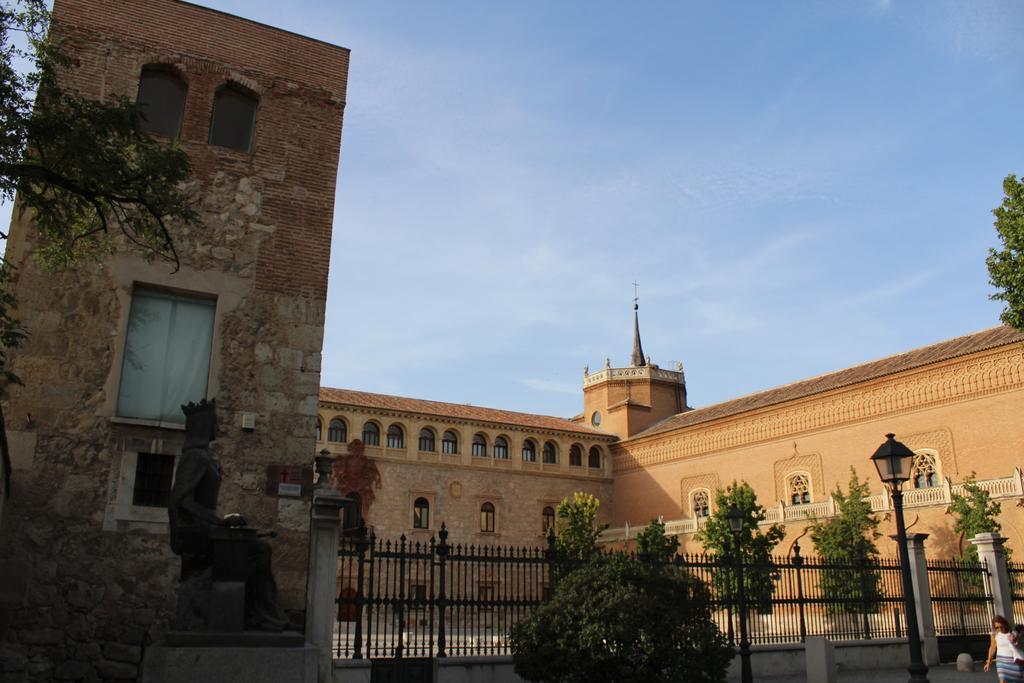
[581,292,688,439]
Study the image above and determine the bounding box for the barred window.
[789,474,811,505]
[362,422,380,446]
[328,418,347,443]
[480,502,496,533]
[132,453,175,507]
[442,430,459,454]
[418,428,436,452]
[413,497,430,529]
[692,489,710,518]
[522,440,537,462]
[542,506,556,534]
[472,434,487,458]
[494,437,509,460]
[386,424,405,449]
[912,452,939,489]
[569,445,583,467]
[588,446,602,469]
[542,441,557,464]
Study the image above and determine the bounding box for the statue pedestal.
[142,634,316,683]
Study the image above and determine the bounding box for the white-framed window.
[788,473,811,506]
[116,288,215,424]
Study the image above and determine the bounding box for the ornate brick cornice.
[613,344,1023,473]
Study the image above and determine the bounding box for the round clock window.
[591,411,602,427]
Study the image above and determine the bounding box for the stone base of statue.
[141,638,317,683]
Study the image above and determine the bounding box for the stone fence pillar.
[306,455,345,683]
[891,532,939,665]
[971,532,1014,622]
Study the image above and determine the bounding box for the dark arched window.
[442,430,458,454]
[543,441,557,464]
[494,436,509,460]
[343,492,362,531]
[480,502,496,533]
[328,418,347,443]
[209,84,258,152]
[472,434,487,458]
[362,422,380,446]
[522,440,537,462]
[418,428,436,452]
[315,419,322,441]
[137,67,186,138]
[386,424,405,449]
[542,506,556,534]
[413,497,430,529]
[588,446,602,469]
[569,445,583,467]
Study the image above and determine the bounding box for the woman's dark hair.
[993,615,1011,632]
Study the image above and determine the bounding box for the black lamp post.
[727,505,753,683]
[870,433,930,683]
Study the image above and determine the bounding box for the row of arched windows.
[137,66,258,153]
[318,417,604,468]
[408,498,557,535]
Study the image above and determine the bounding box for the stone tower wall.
[0,1,348,680]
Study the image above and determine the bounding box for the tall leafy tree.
[987,174,1024,331]
[635,517,679,564]
[949,473,1005,563]
[695,481,785,610]
[554,491,605,564]
[809,468,882,614]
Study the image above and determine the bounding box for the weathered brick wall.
[0,1,347,680]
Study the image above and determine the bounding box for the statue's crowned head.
[182,398,218,445]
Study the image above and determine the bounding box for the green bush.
[511,554,732,683]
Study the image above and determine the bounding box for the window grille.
[442,431,458,454]
[132,453,175,508]
[419,429,436,452]
[386,424,404,449]
[362,423,380,446]
[328,419,347,443]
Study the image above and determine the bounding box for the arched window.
[788,474,811,506]
[136,67,186,138]
[418,428,436,452]
[588,446,602,469]
[480,502,496,533]
[543,441,557,464]
[413,497,430,529]
[328,418,347,443]
[343,492,362,531]
[912,452,940,489]
[494,436,509,459]
[522,440,537,462]
[315,419,322,442]
[442,430,459,455]
[209,83,258,152]
[542,506,556,534]
[569,445,583,467]
[692,490,710,518]
[472,434,488,458]
[362,422,380,447]
[386,424,405,449]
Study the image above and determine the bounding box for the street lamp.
[870,433,930,683]
[727,505,753,683]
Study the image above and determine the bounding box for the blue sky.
[16,1,1024,419]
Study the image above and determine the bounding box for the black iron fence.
[927,559,993,640]
[1009,560,1024,626]
[335,528,919,660]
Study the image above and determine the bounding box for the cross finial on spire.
[632,281,640,311]
[631,283,646,367]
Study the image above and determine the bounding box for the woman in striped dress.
[986,615,1024,683]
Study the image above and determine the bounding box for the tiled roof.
[319,387,611,438]
[630,325,1024,440]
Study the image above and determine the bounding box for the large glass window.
[442,430,459,454]
[137,67,186,138]
[472,434,487,458]
[569,445,583,467]
[542,441,557,464]
[522,440,537,462]
[493,436,509,460]
[328,419,347,443]
[362,422,380,446]
[480,502,496,533]
[419,428,436,452]
[209,84,258,152]
[588,446,602,469]
[117,288,215,423]
[386,424,405,449]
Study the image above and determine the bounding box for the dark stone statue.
[169,398,289,632]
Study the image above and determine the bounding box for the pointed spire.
[631,301,646,367]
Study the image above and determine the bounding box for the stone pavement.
[759,663,991,682]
